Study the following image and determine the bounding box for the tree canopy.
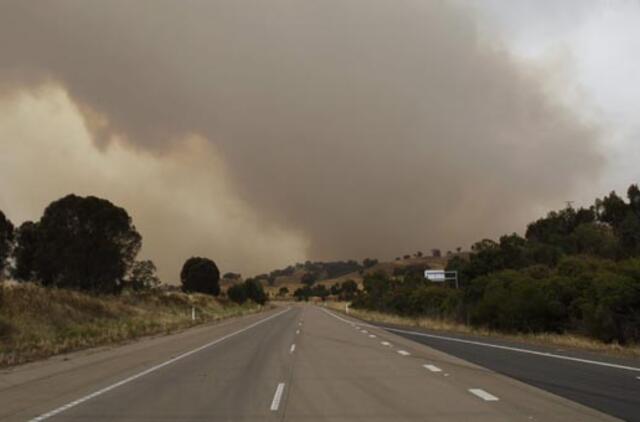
[181,257,221,296]
[0,210,14,278]
[13,195,141,293]
[353,184,640,345]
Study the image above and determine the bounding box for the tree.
[181,257,220,296]
[597,192,628,228]
[0,210,14,279]
[312,284,330,301]
[21,195,141,293]
[628,184,640,215]
[227,283,248,304]
[293,286,312,301]
[301,272,317,286]
[12,221,38,281]
[431,249,442,258]
[223,272,242,280]
[243,278,267,305]
[340,279,359,300]
[278,286,290,297]
[127,260,161,291]
[617,213,640,257]
[569,223,618,258]
[330,282,342,296]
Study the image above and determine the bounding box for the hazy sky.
[0,1,637,281]
[480,0,640,196]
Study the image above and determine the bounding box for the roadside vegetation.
[330,186,640,351]
[326,302,640,358]
[0,194,269,366]
[0,283,262,367]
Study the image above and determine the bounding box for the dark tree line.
[0,194,230,299]
[353,185,640,345]
[293,279,360,302]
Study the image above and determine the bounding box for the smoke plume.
[0,1,603,275]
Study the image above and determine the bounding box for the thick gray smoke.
[0,1,603,264]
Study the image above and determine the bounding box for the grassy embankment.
[325,301,640,358]
[0,283,265,367]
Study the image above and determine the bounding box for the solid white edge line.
[29,307,292,422]
[320,308,640,373]
[423,364,442,372]
[270,382,286,411]
[469,388,499,401]
[290,344,296,353]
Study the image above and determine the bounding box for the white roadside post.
[192,306,196,321]
[346,303,350,315]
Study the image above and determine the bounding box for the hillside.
[257,254,465,297]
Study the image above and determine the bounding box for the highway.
[369,320,640,421]
[0,305,624,421]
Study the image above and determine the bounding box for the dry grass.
[326,302,640,359]
[0,283,264,367]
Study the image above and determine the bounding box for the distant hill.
[253,254,468,296]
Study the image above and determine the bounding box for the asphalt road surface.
[367,319,640,422]
[0,304,627,421]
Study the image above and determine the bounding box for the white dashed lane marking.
[321,308,640,373]
[381,341,392,347]
[469,388,499,402]
[290,344,296,353]
[270,383,286,411]
[423,364,442,372]
[368,334,376,338]
[397,350,411,356]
